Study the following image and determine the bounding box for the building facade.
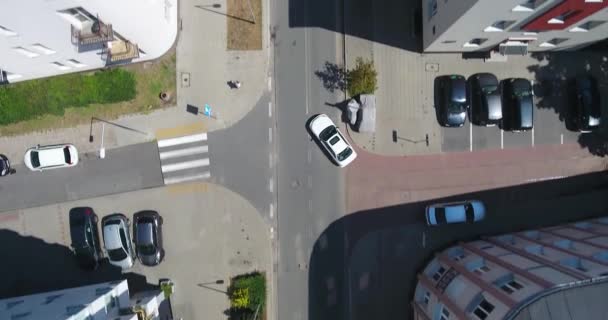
[0,280,170,320]
[423,0,608,53]
[0,0,177,84]
[412,216,608,320]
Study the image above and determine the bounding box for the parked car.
[133,210,165,266]
[0,154,12,176]
[501,78,533,132]
[468,73,502,126]
[426,200,486,226]
[102,213,135,269]
[570,76,601,133]
[309,114,358,167]
[69,207,103,270]
[23,144,79,171]
[436,75,468,127]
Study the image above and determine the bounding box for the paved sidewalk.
[0,182,273,320]
[0,0,271,166]
[343,0,608,157]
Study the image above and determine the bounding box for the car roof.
[449,76,466,102]
[36,147,67,167]
[103,224,124,249]
[137,222,155,245]
[327,132,349,154]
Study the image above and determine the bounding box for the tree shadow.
[308,170,608,320]
[315,62,347,93]
[0,230,157,299]
[526,51,608,156]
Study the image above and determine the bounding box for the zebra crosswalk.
[157,133,211,185]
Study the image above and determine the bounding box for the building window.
[473,265,490,275]
[57,7,93,28]
[44,294,63,304]
[512,0,547,12]
[66,304,85,315]
[440,306,450,320]
[95,287,112,296]
[500,280,524,294]
[473,299,495,320]
[13,47,39,58]
[423,291,431,305]
[441,40,457,44]
[10,312,31,319]
[463,38,487,48]
[539,38,568,47]
[6,300,24,310]
[51,62,71,71]
[560,257,587,272]
[66,59,87,68]
[570,20,606,32]
[433,266,446,281]
[548,10,580,24]
[0,25,17,37]
[428,0,438,19]
[484,20,515,32]
[30,44,56,55]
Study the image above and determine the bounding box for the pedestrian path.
[157,133,211,185]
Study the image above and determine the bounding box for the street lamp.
[89,117,149,159]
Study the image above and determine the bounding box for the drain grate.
[425,63,439,72]
[181,72,191,88]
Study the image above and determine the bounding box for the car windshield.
[63,147,72,164]
[435,208,447,224]
[448,102,466,112]
[30,151,40,168]
[138,243,157,255]
[337,148,353,161]
[108,248,127,261]
[320,126,338,141]
[465,204,475,222]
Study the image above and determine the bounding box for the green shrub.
[0,68,136,125]
[228,272,266,311]
[346,57,378,96]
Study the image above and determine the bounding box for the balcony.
[102,40,140,65]
[71,18,114,52]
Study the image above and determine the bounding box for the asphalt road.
[0,142,164,212]
[273,0,346,318]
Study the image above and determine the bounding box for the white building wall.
[0,0,177,83]
[422,0,608,52]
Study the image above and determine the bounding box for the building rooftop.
[509,278,608,320]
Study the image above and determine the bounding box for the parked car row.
[69,207,164,270]
[436,74,601,133]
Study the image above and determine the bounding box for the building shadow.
[0,230,156,299]
[527,51,608,156]
[289,0,421,52]
[308,170,608,320]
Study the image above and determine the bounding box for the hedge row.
[0,68,136,125]
[229,272,266,312]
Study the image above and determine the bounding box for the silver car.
[426,200,486,226]
[102,213,135,269]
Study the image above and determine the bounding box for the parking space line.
[269,127,273,143]
[532,127,535,147]
[469,121,473,152]
[501,130,504,149]
[561,134,564,145]
[268,102,272,117]
[269,177,274,193]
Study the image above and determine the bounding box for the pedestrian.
[234,80,241,89]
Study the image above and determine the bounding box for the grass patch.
[227,0,262,50]
[0,49,176,136]
[228,272,266,320]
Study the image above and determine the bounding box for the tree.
[346,57,378,97]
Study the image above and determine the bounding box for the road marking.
[307,148,312,163]
[157,133,207,148]
[561,133,564,145]
[269,203,274,218]
[164,172,211,185]
[307,175,312,188]
[469,121,473,152]
[269,127,273,143]
[268,102,272,117]
[268,77,272,91]
[308,199,313,212]
[501,129,504,149]
[159,145,208,160]
[269,177,274,193]
[525,175,565,183]
[155,122,206,140]
[269,153,273,168]
[531,126,535,147]
[161,158,209,173]
[304,27,310,115]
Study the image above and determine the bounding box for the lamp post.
[89,117,149,159]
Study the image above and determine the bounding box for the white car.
[309,114,357,167]
[426,200,486,226]
[23,144,79,172]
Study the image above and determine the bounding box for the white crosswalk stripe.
[157,133,211,185]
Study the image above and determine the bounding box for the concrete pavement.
[0,182,272,320]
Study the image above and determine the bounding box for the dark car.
[0,154,12,176]
[468,73,502,126]
[501,78,534,132]
[133,210,165,266]
[69,207,103,270]
[436,75,468,127]
[570,76,601,132]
